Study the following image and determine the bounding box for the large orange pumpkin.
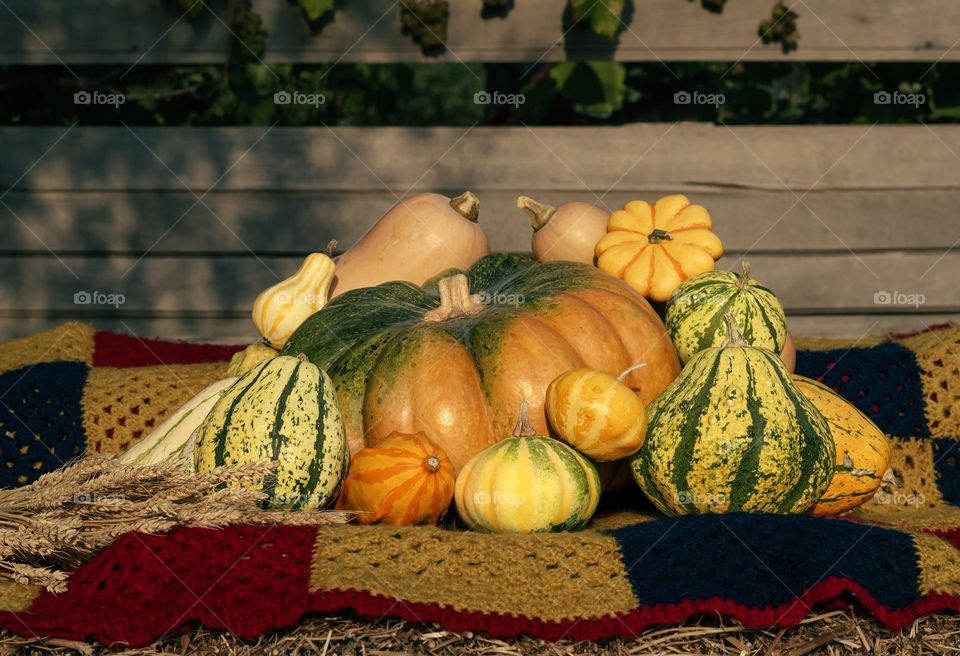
[284,254,681,473]
[339,431,455,525]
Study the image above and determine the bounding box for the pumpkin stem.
[616,363,647,382]
[323,240,338,257]
[423,274,485,322]
[424,455,442,473]
[512,400,538,437]
[721,313,747,347]
[648,229,673,244]
[736,261,751,290]
[450,191,480,223]
[517,196,556,232]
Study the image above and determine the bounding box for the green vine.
[400,0,450,54]
[759,2,800,53]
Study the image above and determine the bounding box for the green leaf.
[551,61,626,117]
[570,0,625,38]
[298,0,335,21]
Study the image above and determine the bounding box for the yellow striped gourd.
[454,403,600,533]
[665,262,787,364]
[793,375,892,516]
[194,354,348,510]
[632,315,834,515]
[545,364,648,461]
[252,246,336,349]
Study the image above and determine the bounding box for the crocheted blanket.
[1,323,959,647]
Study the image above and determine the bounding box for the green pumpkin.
[665,262,786,364]
[632,315,834,515]
[194,354,349,510]
[282,254,681,474]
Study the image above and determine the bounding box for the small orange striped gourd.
[252,244,336,349]
[340,431,455,526]
[545,364,649,461]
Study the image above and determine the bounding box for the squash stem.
[512,400,538,437]
[423,274,484,322]
[648,229,673,244]
[450,191,480,222]
[616,363,647,382]
[517,196,556,231]
[323,240,338,257]
[736,261,751,290]
[722,313,748,347]
[425,455,441,473]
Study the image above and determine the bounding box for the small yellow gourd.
[595,195,724,302]
[252,244,336,349]
[227,340,278,377]
[545,364,648,461]
[454,402,601,533]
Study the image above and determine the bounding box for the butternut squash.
[330,191,490,297]
[518,196,609,264]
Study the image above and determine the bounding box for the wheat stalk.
[0,456,353,592]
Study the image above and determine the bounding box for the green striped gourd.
[631,314,834,515]
[665,262,786,364]
[454,402,601,533]
[194,354,348,510]
[120,377,237,470]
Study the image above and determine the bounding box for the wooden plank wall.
[1,124,958,341]
[2,0,960,63]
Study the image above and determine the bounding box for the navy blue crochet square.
[0,362,88,487]
[610,513,918,611]
[932,438,960,505]
[796,343,928,438]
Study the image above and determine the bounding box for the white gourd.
[120,377,237,470]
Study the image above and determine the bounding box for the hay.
[3,610,960,655]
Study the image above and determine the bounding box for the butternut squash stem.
[616,363,647,382]
[324,240,338,257]
[425,455,441,473]
[516,195,556,231]
[736,261,751,290]
[449,191,480,223]
[513,400,538,438]
[722,313,747,348]
[648,229,673,244]
[423,274,484,321]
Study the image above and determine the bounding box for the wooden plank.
[2,188,959,254]
[0,312,953,344]
[0,252,956,315]
[4,125,960,193]
[2,0,959,63]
